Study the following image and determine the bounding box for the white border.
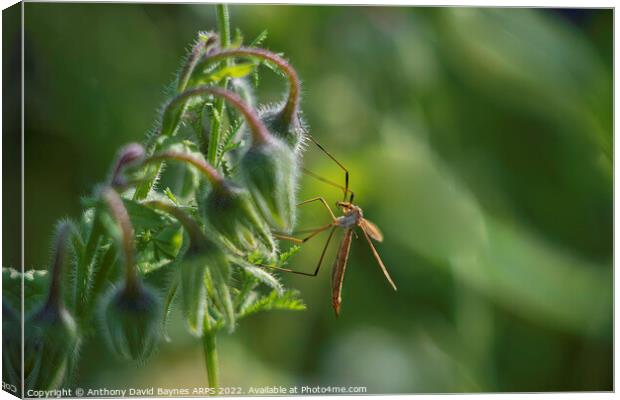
[0,1,616,400]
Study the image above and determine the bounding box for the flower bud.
[24,304,78,391]
[259,105,306,153]
[99,283,162,361]
[189,47,305,151]
[239,137,298,233]
[181,242,233,335]
[230,77,255,109]
[109,143,146,190]
[145,200,236,335]
[179,251,208,336]
[202,181,276,257]
[177,31,219,93]
[205,263,236,334]
[3,303,21,392]
[24,221,79,391]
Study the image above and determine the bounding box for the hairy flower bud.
[109,143,146,189]
[203,181,275,257]
[24,221,78,391]
[99,283,162,361]
[145,200,236,335]
[2,303,20,391]
[259,105,307,152]
[240,137,298,233]
[183,248,235,334]
[24,304,78,391]
[189,47,305,151]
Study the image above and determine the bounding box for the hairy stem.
[76,210,105,311]
[85,244,117,317]
[167,86,271,144]
[101,187,138,293]
[46,221,73,310]
[178,33,218,93]
[216,5,231,50]
[202,47,300,126]
[145,151,226,186]
[202,323,220,389]
[145,200,209,245]
[208,4,233,165]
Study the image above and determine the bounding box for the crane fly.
[261,136,397,316]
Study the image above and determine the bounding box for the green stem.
[216,4,231,50]
[145,151,226,186]
[46,222,73,310]
[101,187,138,293]
[84,244,117,317]
[75,211,104,315]
[162,86,271,144]
[208,4,232,165]
[202,326,220,389]
[203,48,300,126]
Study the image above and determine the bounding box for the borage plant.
[4,4,311,391]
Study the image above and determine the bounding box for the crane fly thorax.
[336,204,363,228]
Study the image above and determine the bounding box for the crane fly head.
[335,202,364,229]
[336,201,363,216]
[336,201,384,242]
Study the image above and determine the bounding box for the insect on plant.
[264,137,398,316]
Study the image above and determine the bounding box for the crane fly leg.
[257,227,338,277]
[273,223,333,244]
[361,228,397,291]
[307,136,353,202]
[297,196,338,221]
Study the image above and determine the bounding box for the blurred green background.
[21,3,611,393]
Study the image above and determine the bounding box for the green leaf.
[278,245,300,266]
[234,259,283,295]
[249,29,268,47]
[153,224,184,259]
[231,27,244,48]
[162,273,179,342]
[208,62,258,83]
[122,199,170,230]
[239,290,306,318]
[163,187,179,205]
[160,96,193,138]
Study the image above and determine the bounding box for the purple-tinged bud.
[109,143,146,190]
[258,105,307,152]
[24,221,79,391]
[98,188,162,361]
[177,31,220,93]
[99,282,162,361]
[189,47,305,151]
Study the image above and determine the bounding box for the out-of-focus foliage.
[22,4,611,392]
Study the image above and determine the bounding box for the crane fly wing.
[331,229,353,317]
[361,228,397,291]
[360,218,383,242]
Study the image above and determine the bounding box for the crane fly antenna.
[301,168,355,200]
[306,135,352,202]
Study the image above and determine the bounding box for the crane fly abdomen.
[331,228,353,316]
